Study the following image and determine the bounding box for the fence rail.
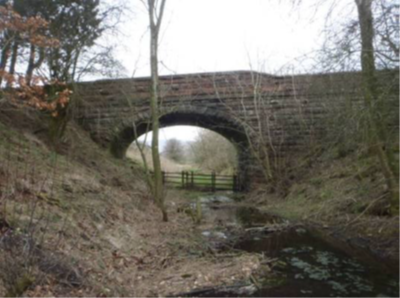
[162,171,240,192]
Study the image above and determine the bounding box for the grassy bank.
[0,106,261,296]
[251,149,399,263]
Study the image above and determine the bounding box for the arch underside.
[111,109,253,189]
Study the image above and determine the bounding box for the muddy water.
[197,194,400,297]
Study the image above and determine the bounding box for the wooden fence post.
[211,171,216,192]
[160,171,241,192]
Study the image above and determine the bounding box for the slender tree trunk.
[49,48,61,80]
[26,44,36,86]
[26,46,45,86]
[355,0,399,215]
[0,40,11,86]
[148,0,168,222]
[62,50,73,82]
[71,49,81,82]
[5,40,19,87]
[8,40,19,75]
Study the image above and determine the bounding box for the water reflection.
[198,195,400,297]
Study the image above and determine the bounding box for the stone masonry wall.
[73,70,398,188]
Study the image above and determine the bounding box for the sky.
[138,126,201,150]
[116,0,348,78]
[107,0,355,146]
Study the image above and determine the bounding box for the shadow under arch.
[110,108,252,190]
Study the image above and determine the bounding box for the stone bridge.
[74,70,397,188]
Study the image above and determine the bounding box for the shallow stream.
[195,194,399,297]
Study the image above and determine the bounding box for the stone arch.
[110,106,253,189]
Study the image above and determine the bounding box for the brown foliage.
[16,78,71,117]
[0,5,71,118]
[0,5,59,48]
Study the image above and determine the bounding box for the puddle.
[199,195,235,204]
[201,231,228,239]
[196,194,400,297]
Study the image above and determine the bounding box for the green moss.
[259,274,287,288]
[5,273,35,297]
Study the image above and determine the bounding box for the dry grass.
[256,156,387,219]
[250,151,399,261]
[0,108,264,297]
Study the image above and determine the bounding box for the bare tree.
[145,0,168,222]
[189,130,237,174]
[210,70,312,189]
[163,138,185,164]
[355,0,399,215]
[314,0,399,72]
[290,0,399,214]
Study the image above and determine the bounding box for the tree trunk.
[148,0,168,222]
[26,46,45,86]
[8,40,19,75]
[5,40,19,87]
[71,49,81,82]
[26,44,36,86]
[355,0,399,215]
[49,48,61,80]
[0,38,11,86]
